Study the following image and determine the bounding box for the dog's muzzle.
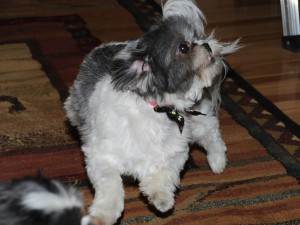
[192,42,216,71]
[202,43,215,64]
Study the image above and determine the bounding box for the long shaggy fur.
[0,175,99,225]
[64,1,239,224]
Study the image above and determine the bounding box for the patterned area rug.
[0,3,300,225]
[0,15,99,182]
[0,42,72,153]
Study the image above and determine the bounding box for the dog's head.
[112,0,239,110]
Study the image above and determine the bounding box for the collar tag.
[154,106,184,133]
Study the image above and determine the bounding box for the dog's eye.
[179,41,190,54]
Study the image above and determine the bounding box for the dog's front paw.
[90,205,122,225]
[89,194,124,225]
[207,152,227,174]
[149,192,175,213]
[140,170,179,213]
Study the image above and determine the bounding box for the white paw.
[149,192,175,213]
[207,152,227,174]
[89,202,123,225]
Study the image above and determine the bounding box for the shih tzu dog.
[64,0,239,224]
[0,175,101,225]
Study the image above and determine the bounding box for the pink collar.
[144,96,206,116]
[148,101,158,107]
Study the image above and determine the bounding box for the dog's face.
[111,0,239,107]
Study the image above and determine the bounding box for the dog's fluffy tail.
[0,174,98,225]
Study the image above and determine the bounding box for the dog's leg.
[139,169,180,213]
[190,116,227,173]
[85,156,124,225]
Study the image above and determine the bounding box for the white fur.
[80,77,190,224]
[21,181,83,213]
[72,76,227,225]
[81,216,92,225]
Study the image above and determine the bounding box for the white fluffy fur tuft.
[219,38,241,55]
[162,0,206,34]
[21,181,83,213]
[204,32,241,56]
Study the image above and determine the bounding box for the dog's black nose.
[202,43,212,53]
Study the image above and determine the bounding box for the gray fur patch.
[65,43,127,127]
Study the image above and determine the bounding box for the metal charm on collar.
[154,106,185,133]
[153,105,207,133]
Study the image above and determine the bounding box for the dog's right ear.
[130,39,152,76]
[129,59,151,76]
[111,41,152,91]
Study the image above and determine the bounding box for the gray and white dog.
[64,0,239,224]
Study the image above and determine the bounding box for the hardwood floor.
[196,0,300,124]
[0,0,299,124]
